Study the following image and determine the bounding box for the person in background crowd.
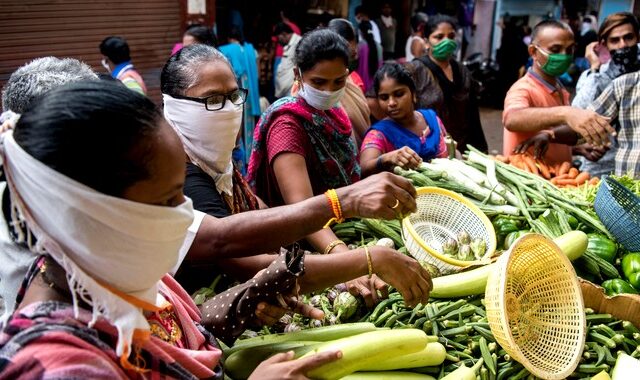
[575,15,598,71]
[496,17,529,106]
[161,44,431,305]
[273,22,302,98]
[514,70,640,178]
[272,10,301,97]
[328,18,371,146]
[503,19,615,166]
[357,20,382,92]
[183,24,217,48]
[219,26,261,171]
[0,80,347,379]
[405,13,428,62]
[376,2,397,61]
[247,29,363,258]
[360,63,449,178]
[99,36,147,95]
[523,25,533,45]
[171,24,218,56]
[355,5,382,46]
[407,14,488,153]
[0,58,99,323]
[571,12,640,177]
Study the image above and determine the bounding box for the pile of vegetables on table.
[216,149,640,379]
[222,234,640,379]
[493,151,599,188]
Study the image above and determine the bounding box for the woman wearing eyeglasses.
[161,44,432,307]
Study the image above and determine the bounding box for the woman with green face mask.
[406,14,488,154]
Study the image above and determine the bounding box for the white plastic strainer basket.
[402,187,496,275]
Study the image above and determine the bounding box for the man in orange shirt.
[502,20,615,165]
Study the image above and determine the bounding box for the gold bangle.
[324,239,346,255]
[364,246,373,279]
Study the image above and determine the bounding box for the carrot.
[536,160,551,179]
[574,171,590,185]
[568,167,579,179]
[548,164,556,176]
[588,177,600,185]
[553,174,570,180]
[521,154,539,176]
[495,154,509,164]
[555,178,579,186]
[509,154,522,164]
[557,162,572,176]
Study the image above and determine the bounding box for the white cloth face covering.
[163,93,243,196]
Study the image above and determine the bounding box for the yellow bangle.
[364,246,373,279]
[323,189,344,228]
[324,239,346,255]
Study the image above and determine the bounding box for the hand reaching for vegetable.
[369,246,432,307]
[572,143,608,162]
[563,108,615,146]
[337,171,417,220]
[248,349,342,380]
[254,297,325,326]
[513,132,551,159]
[382,146,422,170]
[345,274,389,308]
[252,268,324,326]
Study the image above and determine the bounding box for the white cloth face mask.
[163,94,243,196]
[297,69,346,110]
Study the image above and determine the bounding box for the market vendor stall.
[215,149,640,380]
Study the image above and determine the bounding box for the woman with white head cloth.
[0,80,343,378]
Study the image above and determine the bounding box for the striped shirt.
[589,71,640,178]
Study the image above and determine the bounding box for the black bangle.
[376,156,384,171]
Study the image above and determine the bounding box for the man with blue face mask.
[503,19,615,166]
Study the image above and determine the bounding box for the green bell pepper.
[492,217,520,236]
[601,279,639,296]
[621,252,640,289]
[586,233,618,264]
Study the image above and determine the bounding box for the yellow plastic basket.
[401,187,496,275]
[485,234,586,380]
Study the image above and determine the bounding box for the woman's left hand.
[345,275,389,308]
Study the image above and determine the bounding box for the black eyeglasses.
[173,88,248,111]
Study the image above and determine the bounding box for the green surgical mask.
[431,39,458,61]
[536,46,573,77]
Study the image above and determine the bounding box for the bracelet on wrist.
[363,246,373,278]
[324,239,346,255]
[323,189,344,228]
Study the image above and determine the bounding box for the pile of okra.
[363,293,640,379]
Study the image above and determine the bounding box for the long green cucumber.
[224,340,320,380]
[360,342,446,371]
[340,372,436,379]
[227,322,376,355]
[300,328,429,380]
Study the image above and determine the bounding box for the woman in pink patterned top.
[360,63,449,178]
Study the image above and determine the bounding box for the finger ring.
[391,199,400,209]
